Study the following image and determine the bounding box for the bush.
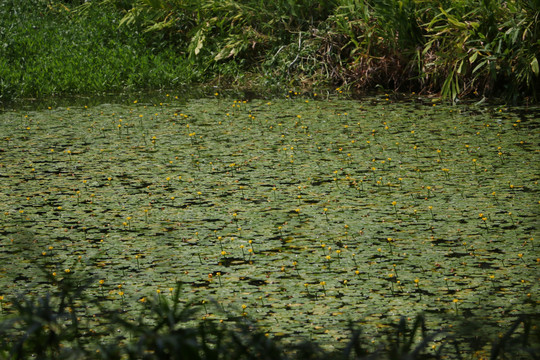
[0,274,538,359]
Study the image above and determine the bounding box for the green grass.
[0,92,538,358]
[0,0,198,104]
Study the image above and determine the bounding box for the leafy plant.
[2,278,538,359]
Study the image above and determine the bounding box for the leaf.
[457,60,464,75]
[194,35,205,56]
[438,7,468,30]
[441,69,459,101]
[188,28,207,58]
[422,40,434,55]
[531,57,539,76]
[468,51,478,64]
[214,39,244,61]
[143,16,176,33]
[472,59,488,74]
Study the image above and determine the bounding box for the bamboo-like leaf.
[468,21,479,29]
[422,40,434,55]
[472,59,487,74]
[214,39,244,61]
[119,8,140,28]
[438,7,468,30]
[469,51,478,64]
[441,68,460,101]
[531,57,539,76]
[441,69,453,98]
[457,59,464,74]
[144,16,176,33]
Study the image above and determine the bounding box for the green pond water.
[0,92,538,354]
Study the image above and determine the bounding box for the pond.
[0,91,538,354]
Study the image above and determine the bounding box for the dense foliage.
[0,0,538,103]
[0,275,538,359]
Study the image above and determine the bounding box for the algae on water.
[0,94,538,350]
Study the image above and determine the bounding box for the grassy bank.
[0,0,198,103]
[0,0,539,104]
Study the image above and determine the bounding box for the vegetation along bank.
[0,0,539,104]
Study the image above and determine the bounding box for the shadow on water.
[0,86,289,112]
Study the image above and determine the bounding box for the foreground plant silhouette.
[0,272,538,360]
